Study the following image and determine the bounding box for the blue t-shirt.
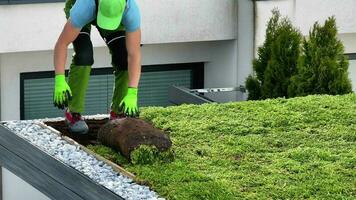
[69,0,141,32]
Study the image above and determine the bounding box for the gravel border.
[4,118,164,200]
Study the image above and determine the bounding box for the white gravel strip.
[4,120,164,200]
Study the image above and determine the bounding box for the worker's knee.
[111,45,128,71]
[106,32,128,71]
[72,34,94,66]
[73,51,94,66]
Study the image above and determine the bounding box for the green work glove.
[53,74,72,110]
[119,87,139,117]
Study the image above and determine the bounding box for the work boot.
[109,110,126,121]
[65,109,89,134]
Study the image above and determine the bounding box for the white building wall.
[204,40,238,102]
[0,41,241,121]
[339,33,356,54]
[255,0,356,49]
[0,0,241,121]
[294,0,356,55]
[140,0,237,44]
[295,0,356,35]
[0,0,237,53]
[255,0,296,49]
[236,0,254,100]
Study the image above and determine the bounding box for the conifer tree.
[289,17,352,97]
[246,9,302,99]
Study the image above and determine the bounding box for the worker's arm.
[53,20,80,109]
[119,29,141,117]
[54,20,81,75]
[126,29,142,88]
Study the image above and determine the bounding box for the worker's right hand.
[53,74,72,110]
[119,87,140,118]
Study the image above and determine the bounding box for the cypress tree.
[262,18,302,98]
[246,9,302,99]
[289,17,352,97]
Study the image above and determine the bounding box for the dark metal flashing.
[346,53,356,60]
[0,145,82,200]
[19,63,204,80]
[168,86,214,105]
[0,0,9,5]
[0,125,124,200]
[0,164,2,200]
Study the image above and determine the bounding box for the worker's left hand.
[119,87,139,117]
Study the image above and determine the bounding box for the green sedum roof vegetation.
[89,94,356,199]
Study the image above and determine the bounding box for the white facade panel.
[255,0,356,49]
[236,0,254,100]
[0,0,237,53]
[204,40,241,102]
[295,0,356,35]
[139,0,237,44]
[339,33,356,54]
[255,0,296,49]
[0,3,67,54]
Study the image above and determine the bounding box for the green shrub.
[246,9,302,99]
[245,75,262,100]
[288,17,352,97]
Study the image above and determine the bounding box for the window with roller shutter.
[1,0,63,4]
[20,63,204,120]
